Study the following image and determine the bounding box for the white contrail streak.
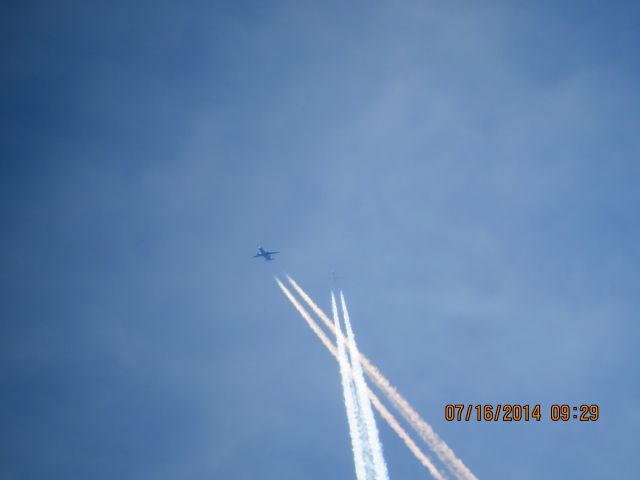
[275,277,337,356]
[285,275,477,480]
[276,278,443,479]
[366,385,446,480]
[340,292,389,480]
[332,292,367,480]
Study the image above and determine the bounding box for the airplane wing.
[266,251,280,255]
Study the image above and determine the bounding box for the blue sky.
[1,1,639,478]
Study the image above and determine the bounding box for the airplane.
[252,247,279,261]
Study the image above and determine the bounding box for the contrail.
[275,277,337,356]
[275,278,443,479]
[332,292,367,480]
[340,292,389,480]
[285,275,477,480]
[366,385,445,480]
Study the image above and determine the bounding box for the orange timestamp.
[444,404,600,422]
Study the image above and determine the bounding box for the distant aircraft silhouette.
[252,247,279,261]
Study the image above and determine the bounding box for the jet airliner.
[252,247,279,261]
